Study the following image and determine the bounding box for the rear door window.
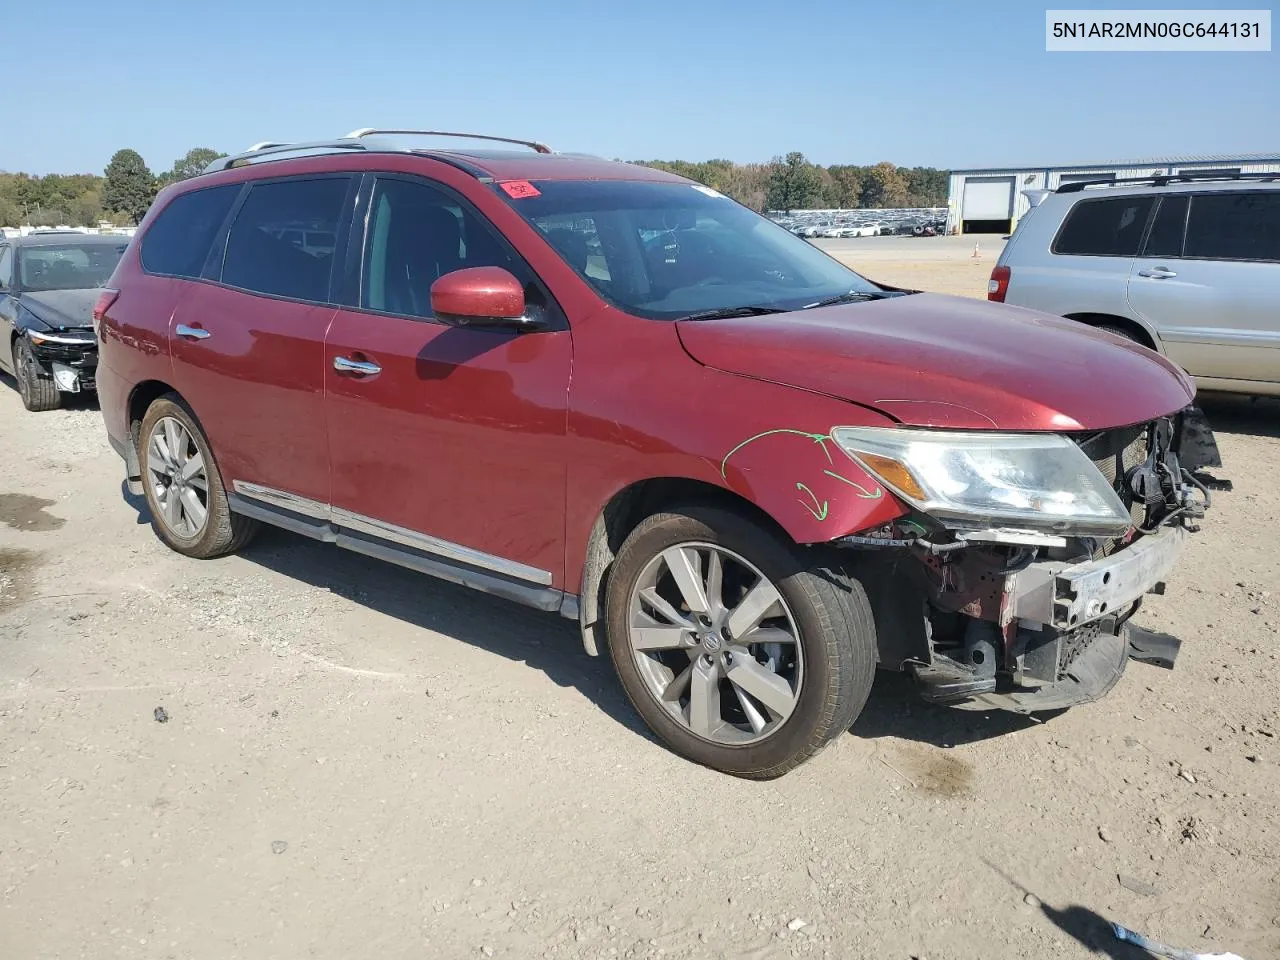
[0,245,12,289]
[1184,192,1280,262]
[1053,196,1155,257]
[1141,195,1189,258]
[222,177,351,303]
[141,184,241,278]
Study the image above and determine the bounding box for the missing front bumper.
[905,528,1189,712]
[1011,527,1186,631]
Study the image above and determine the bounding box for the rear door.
[324,173,572,589]
[1005,194,1154,318]
[169,175,355,507]
[1128,190,1280,384]
[0,244,13,371]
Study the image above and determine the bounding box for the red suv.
[95,129,1217,777]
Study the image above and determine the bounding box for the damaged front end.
[841,406,1220,713]
[25,328,99,393]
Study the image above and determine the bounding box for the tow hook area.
[1127,624,1181,669]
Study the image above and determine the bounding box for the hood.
[20,289,100,330]
[676,294,1194,431]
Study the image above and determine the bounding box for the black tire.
[1094,323,1145,347]
[604,505,876,779]
[138,395,258,559]
[13,338,61,412]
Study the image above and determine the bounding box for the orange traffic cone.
[971,241,981,259]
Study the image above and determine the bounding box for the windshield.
[499,180,881,319]
[18,242,127,292]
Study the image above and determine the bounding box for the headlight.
[27,329,94,346]
[831,427,1132,537]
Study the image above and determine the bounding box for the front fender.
[564,340,908,596]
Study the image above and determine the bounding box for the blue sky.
[13,0,1278,175]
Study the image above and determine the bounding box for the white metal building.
[946,153,1280,235]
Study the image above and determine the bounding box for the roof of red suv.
[415,149,686,184]
[200,138,688,187]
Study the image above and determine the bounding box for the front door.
[324,174,573,589]
[1128,190,1280,385]
[169,175,354,506]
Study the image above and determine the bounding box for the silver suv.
[989,175,1280,396]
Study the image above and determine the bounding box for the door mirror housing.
[430,266,533,329]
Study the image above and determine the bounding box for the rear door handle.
[175,324,211,340]
[333,356,382,376]
[1137,267,1177,279]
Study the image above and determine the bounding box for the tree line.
[0,147,225,228]
[2,146,948,228]
[639,153,949,212]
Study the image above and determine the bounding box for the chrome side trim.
[233,481,330,520]
[230,481,554,586]
[227,494,337,543]
[332,508,553,586]
[335,532,563,612]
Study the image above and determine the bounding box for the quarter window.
[222,178,350,302]
[1184,192,1280,262]
[361,177,533,320]
[1141,195,1189,258]
[1053,197,1155,257]
[140,184,240,279]
[0,246,12,289]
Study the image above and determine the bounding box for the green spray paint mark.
[720,428,884,522]
[822,469,882,499]
[795,483,829,521]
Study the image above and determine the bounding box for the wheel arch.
[1063,312,1160,351]
[124,380,187,482]
[575,476,798,657]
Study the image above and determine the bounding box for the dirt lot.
[2,252,1278,960]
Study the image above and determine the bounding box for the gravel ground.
[2,263,1277,959]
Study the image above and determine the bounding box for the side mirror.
[430,266,532,329]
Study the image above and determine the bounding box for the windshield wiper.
[803,290,901,310]
[675,305,789,322]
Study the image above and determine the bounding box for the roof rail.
[204,138,374,174]
[344,128,552,154]
[1057,171,1280,193]
[203,128,554,175]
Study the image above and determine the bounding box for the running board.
[227,493,574,616]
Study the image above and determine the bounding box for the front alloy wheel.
[628,542,803,745]
[605,505,877,779]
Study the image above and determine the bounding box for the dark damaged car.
[0,232,128,410]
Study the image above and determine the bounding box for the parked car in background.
[836,222,881,238]
[0,232,128,410]
[990,174,1280,396]
[97,129,1214,777]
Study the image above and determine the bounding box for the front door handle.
[1137,267,1177,279]
[175,324,211,340]
[333,355,382,376]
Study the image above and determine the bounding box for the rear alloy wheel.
[13,338,60,412]
[605,505,876,778]
[138,396,258,558]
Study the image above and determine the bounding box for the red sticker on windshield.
[499,180,541,199]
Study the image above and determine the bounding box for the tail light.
[987,265,1010,303]
[92,288,120,334]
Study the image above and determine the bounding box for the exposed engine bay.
[845,405,1221,713]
